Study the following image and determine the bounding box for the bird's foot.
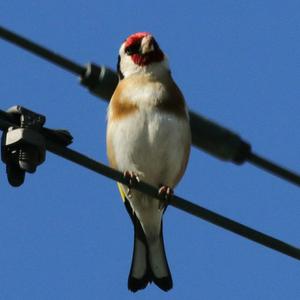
[158,185,173,210]
[123,171,140,196]
[123,171,140,187]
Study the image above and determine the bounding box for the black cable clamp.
[80,63,119,101]
[1,105,73,187]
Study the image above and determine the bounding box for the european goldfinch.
[106,32,191,292]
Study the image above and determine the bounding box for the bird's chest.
[109,108,182,179]
[117,107,175,154]
[107,76,189,185]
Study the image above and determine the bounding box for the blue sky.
[0,1,299,299]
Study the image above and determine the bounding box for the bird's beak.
[141,35,155,55]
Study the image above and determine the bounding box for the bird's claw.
[123,171,140,188]
[158,185,173,210]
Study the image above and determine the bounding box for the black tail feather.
[128,211,151,292]
[128,271,150,292]
[125,198,151,292]
[150,225,173,291]
[124,197,173,292]
[153,276,173,292]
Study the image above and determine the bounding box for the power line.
[0,107,299,261]
[47,141,300,261]
[248,152,300,186]
[1,25,300,187]
[0,26,84,76]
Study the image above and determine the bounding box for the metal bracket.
[1,105,72,187]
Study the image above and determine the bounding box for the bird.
[106,32,191,292]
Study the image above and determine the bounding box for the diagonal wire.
[0,109,299,261]
[247,152,300,186]
[0,25,84,76]
[47,140,300,261]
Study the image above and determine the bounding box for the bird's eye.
[125,41,141,55]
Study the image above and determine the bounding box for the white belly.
[107,108,190,188]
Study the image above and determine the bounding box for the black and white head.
[117,32,170,79]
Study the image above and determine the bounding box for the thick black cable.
[1,110,299,261]
[0,26,84,76]
[0,113,14,131]
[1,26,300,188]
[46,140,300,261]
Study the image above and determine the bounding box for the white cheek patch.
[121,55,141,78]
[119,43,170,78]
[119,43,140,77]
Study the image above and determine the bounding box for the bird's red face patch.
[124,32,164,66]
[125,32,150,48]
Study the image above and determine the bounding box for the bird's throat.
[131,51,164,66]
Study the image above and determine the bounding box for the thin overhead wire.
[0,109,299,261]
[247,152,300,186]
[0,26,84,76]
